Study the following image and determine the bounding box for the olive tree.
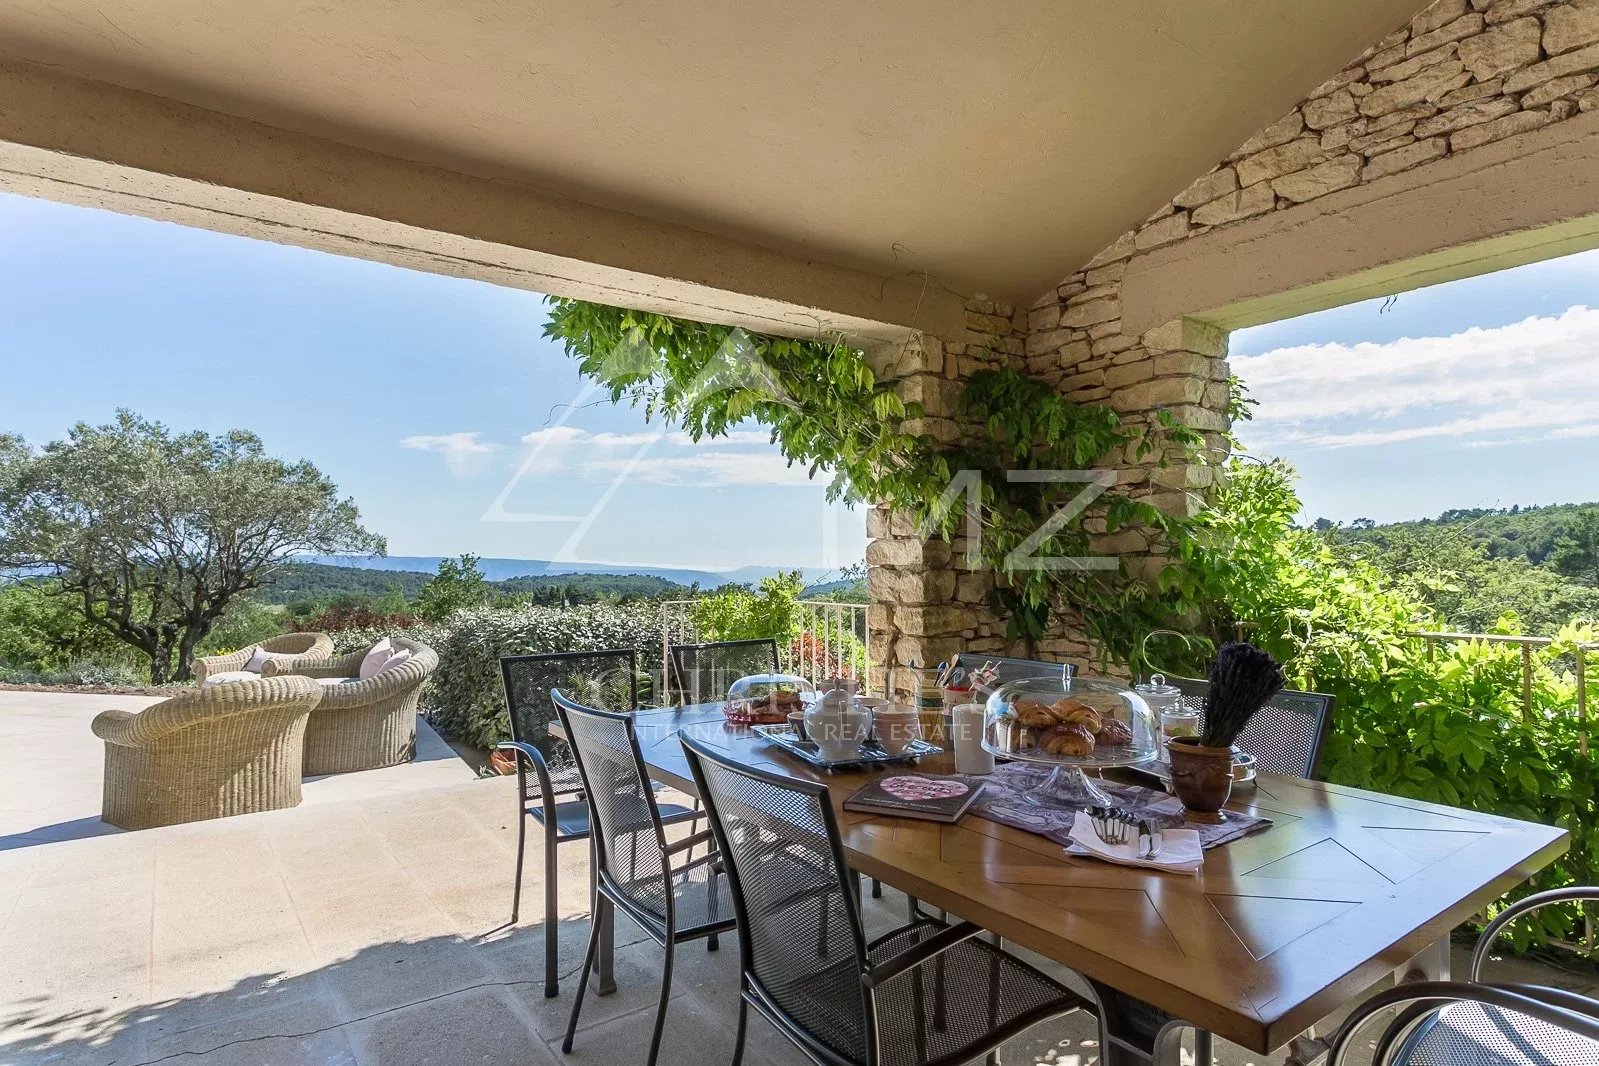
[0,412,384,682]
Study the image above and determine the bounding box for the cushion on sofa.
[357,638,395,680]
[202,670,259,686]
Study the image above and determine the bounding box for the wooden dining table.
[551,702,1568,1065]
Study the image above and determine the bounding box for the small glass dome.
[724,673,816,724]
[983,675,1158,767]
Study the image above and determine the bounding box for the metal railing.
[656,599,869,696]
[1404,630,1594,757]
[1405,629,1596,957]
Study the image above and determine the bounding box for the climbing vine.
[542,299,1208,664]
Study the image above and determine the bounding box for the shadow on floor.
[0,916,613,1066]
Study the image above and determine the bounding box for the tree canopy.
[0,412,383,681]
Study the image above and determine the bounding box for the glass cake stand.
[982,675,1159,806]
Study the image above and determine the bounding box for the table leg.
[1396,936,1451,984]
[590,837,616,995]
[1088,980,1205,1066]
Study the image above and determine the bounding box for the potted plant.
[1167,642,1284,821]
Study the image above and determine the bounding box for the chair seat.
[531,796,696,839]
[617,855,737,941]
[868,920,1082,1066]
[1398,1000,1599,1066]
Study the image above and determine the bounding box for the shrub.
[361,602,661,751]
[296,603,423,633]
[0,658,149,688]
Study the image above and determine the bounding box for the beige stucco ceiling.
[0,0,1421,306]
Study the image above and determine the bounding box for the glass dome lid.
[983,675,1158,805]
[724,673,815,724]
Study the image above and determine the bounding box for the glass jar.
[1137,674,1196,746]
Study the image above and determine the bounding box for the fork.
[1089,807,1130,845]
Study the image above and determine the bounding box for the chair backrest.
[668,639,780,705]
[681,733,872,1064]
[952,652,1078,688]
[500,649,639,760]
[552,691,674,928]
[1167,675,1335,778]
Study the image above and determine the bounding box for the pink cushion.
[357,638,394,680]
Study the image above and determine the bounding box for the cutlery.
[1089,807,1129,845]
[1137,819,1152,860]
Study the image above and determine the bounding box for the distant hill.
[1327,501,1599,567]
[259,562,694,606]
[301,555,832,587]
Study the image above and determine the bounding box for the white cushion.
[375,649,412,675]
[202,670,259,686]
[358,638,394,680]
[243,646,270,673]
[316,676,361,686]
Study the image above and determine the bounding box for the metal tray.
[751,725,943,769]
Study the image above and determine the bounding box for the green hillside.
[1321,502,1599,635]
[1327,501,1599,568]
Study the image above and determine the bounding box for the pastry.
[1094,717,1133,746]
[1050,697,1102,734]
[1012,697,1060,729]
[1040,722,1095,757]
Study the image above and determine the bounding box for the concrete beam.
[0,57,964,344]
[1120,109,1599,335]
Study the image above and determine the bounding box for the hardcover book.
[843,774,985,824]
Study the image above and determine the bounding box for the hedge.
[333,603,661,751]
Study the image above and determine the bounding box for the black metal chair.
[668,638,780,705]
[1323,890,1599,1066]
[555,691,735,1066]
[951,651,1078,687]
[495,650,698,997]
[1166,674,1334,778]
[680,731,1093,1066]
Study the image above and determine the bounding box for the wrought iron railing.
[656,599,869,695]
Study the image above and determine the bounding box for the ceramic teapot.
[804,678,870,761]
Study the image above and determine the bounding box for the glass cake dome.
[982,675,1158,805]
[724,673,815,724]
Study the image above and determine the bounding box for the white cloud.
[399,431,500,474]
[1235,306,1599,450]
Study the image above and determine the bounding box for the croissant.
[1051,697,1102,733]
[1094,717,1133,746]
[1012,697,1060,729]
[1040,722,1095,757]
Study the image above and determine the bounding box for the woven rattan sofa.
[263,637,439,774]
[92,675,324,830]
[194,632,335,684]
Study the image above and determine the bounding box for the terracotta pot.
[488,749,519,776]
[1166,736,1233,818]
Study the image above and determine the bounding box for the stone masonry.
[867,0,1599,689]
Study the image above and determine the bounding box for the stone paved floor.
[0,757,1593,1064]
[0,691,476,850]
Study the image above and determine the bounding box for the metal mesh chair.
[668,638,780,705]
[495,650,696,997]
[951,652,1077,687]
[556,691,733,1066]
[1310,888,1599,1066]
[1167,675,1334,778]
[681,732,1091,1066]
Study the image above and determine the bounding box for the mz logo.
[916,469,1121,572]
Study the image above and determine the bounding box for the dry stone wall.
[868,0,1599,688]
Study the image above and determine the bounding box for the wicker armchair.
[92,675,324,830]
[194,632,334,684]
[264,637,439,774]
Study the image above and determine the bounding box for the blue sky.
[2,191,1596,566]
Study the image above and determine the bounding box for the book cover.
[843,774,985,824]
